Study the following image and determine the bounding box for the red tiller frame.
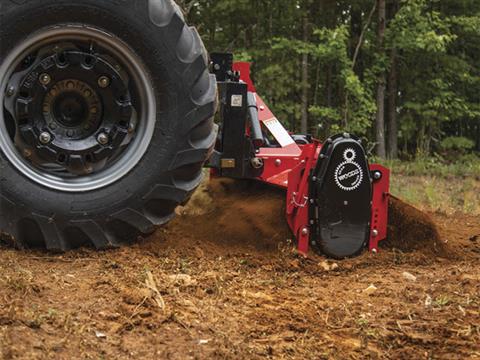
[232,62,390,255]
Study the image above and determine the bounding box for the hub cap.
[0,26,156,192]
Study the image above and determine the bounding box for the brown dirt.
[386,196,450,258]
[0,178,479,359]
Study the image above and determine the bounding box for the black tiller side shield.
[309,134,372,258]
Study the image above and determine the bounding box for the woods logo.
[334,148,364,191]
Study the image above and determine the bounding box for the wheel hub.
[7,49,135,175]
[0,27,156,192]
[45,79,101,136]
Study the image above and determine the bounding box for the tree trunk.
[326,64,332,108]
[476,121,480,151]
[387,47,398,159]
[300,15,309,134]
[375,0,387,159]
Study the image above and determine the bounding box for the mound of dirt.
[141,178,292,257]
[385,196,450,257]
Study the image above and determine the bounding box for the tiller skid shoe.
[209,54,390,259]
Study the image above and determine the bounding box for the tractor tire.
[0,0,217,251]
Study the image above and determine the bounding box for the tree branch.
[352,1,377,70]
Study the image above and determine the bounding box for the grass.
[378,155,480,179]
[375,156,480,215]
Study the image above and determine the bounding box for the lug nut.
[97,132,109,145]
[39,131,52,144]
[98,76,110,88]
[39,73,51,86]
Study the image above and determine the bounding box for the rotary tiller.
[209,54,390,259]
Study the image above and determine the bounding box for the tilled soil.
[0,179,479,359]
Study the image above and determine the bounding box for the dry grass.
[391,175,480,215]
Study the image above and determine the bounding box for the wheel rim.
[0,26,156,192]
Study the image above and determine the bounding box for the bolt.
[301,228,309,236]
[39,131,52,144]
[372,229,379,237]
[344,200,349,206]
[312,176,317,182]
[310,199,314,204]
[275,159,282,167]
[67,129,74,137]
[373,171,382,180]
[128,123,135,133]
[251,157,263,169]
[372,248,378,254]
[98,76,110,88]
[39,73,51,86]
[49,123,57,130]
[6,86,15,97]
[97,132,109,145]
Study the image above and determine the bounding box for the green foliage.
[440,136,475,152]
[387,0,456,53]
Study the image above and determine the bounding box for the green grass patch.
[374,157,480,215]
[377,155,480,179]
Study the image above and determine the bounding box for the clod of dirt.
[402,271,417,282]
[385,196,449,257]
[363,284,378,295]
[319,261,339,272]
